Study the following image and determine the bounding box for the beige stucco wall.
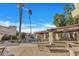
[0,25,16,36]
[0,25,16,41]
[72,3,79,17]
[43,33,46,40]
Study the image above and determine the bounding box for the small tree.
[12,36,17,40]
[74,18,79,24]
[54,13,66,27]
[64,4,75,25]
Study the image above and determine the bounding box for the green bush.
[12,35,17,40]
[1,34,17,41]
[1,34,10,41]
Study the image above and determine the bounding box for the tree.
[54,4,75,27]
[74,17,79,24]
[28,9,32,34]
[64,4,75,25]
[18,3,24,42]
[54,14,60,27]
[54,13,66,27]
[64,4,75,40]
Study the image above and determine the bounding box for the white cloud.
[25,24,56,33]
[0,21,18,27]
[0,20,56,33]
[43,24,56,28]
[26,27,47,33]
[22,24,37,28]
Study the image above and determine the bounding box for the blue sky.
[0,3,67,33]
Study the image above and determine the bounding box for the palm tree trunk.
[29,15,32,35]
[19,4,22,42]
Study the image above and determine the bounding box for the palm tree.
[28,9,32,35]
[18,3,24,42]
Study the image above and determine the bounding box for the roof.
[47,28,56,32]
[35,24,79,34]
[54,24,79,33]
[0,25,16,29]
[35,31,48,34]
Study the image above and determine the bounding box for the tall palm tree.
[18,3,24,42]
[28,9,32,35]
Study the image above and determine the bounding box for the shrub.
[1,34,10,41]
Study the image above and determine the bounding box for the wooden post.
[72,32,75,41]
[68,32,71,41]
[35,34,38,39]
[76,31,79,42]
[49,31,54,45]
[55,33,60,41]
[44,33,46,41]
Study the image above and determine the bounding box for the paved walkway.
[3,43,69,56]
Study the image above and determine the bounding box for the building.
[47,24,79,44]
[34,31,49,41]
[0,25,16,41]
[34,24,79,44]
[72,3,79,18]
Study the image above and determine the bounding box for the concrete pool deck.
[2,43,70,56]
